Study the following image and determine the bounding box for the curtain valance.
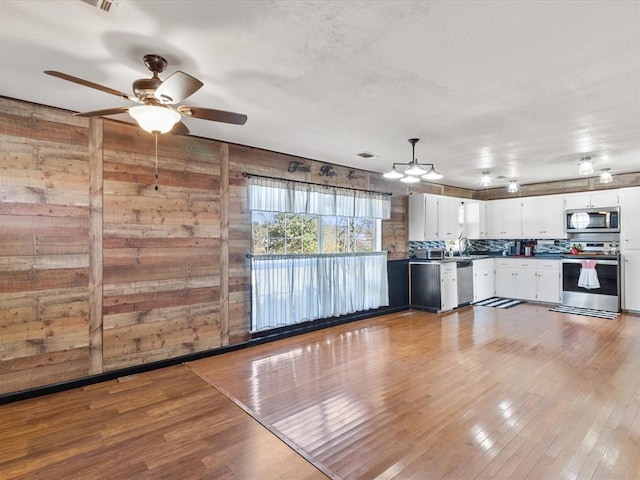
[247,175,391,219]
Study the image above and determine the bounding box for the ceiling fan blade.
[74,107,130,118]
[170,121,190,136]
[154,71,203,104]
[44,70,140,103]
[179,106,247,125]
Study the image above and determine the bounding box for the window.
[246,174,390,331]
[251,212,379,254]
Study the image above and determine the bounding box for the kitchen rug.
[549,305,619,320]
[473,297,526,309]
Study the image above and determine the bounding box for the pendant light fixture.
[578,156,595,175]
[383,138,443,182]
[599,168,613,184]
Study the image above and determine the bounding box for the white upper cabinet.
[437,196,462,240]
[461,201,487,239]
[620,187,640,250]
[487,199,522,238]
[521,195,566,238]
[565,190,619,209]
[408,193,460,241]
[409,193,438,241]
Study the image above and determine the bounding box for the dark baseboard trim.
[0,305,410,406]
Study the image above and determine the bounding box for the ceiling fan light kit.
[129,105,181,134]
[383,138,443,183]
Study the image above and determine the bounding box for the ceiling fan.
[45,54,247,135]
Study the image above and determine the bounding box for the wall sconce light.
[480,171,492,187]
[578,156,595,175]
[507,180,519,193]
[599,168,613,184]
[383,138,443,182]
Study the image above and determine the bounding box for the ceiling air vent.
[357,152,375,159]
[80,0,119,13]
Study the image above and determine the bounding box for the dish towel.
[578,260,600,289]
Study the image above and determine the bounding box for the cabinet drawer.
[535,260,560,270]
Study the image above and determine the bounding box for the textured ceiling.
[1,0,638,189]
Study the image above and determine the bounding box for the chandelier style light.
[383,138,443,183]
[129,105,181,134]
[578,156,595,175]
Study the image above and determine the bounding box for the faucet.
[459,237,469,256]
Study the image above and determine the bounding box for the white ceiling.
[1,0,639,190]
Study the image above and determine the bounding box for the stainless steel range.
[561,234,621,312]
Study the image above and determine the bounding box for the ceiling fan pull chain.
[154,131,159,191]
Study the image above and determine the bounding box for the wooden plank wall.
[100,121,224,371]
[0,98,92,393]
[0,97,410,394]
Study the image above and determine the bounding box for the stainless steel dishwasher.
[456,260,474,306]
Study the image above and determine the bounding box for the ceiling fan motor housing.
[133,77,163,102]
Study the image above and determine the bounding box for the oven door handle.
[561,259,619,266]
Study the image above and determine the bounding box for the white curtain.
[251,252,389,331]
[247,176,391,219]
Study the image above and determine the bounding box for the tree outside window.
[251,212,376,254]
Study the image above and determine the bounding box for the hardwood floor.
[0,364,328,479]
[190,304,640,480]
[2,304,640,479]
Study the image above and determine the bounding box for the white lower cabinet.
[494,258,560,303]
[623,251,640,311]
[473,258,494,302]
[534,262,562,303]
[440,263,458,311]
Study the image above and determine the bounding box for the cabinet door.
[536,269,561,303]
[424,194,439,239]
[565,193,592,210]
[486,202,503,238]
[590,190,619,208]
[502,199,523,238]
[521,198,542,238]
[473,260,494,302]
[541,195,566,238]
[438,196,460,240]
[440,264,458,311]
[463,201,487,240]
[515,268,537,301]
[494,267,514,298]
[408,194,426,241]
[623,252,640,311]
[621,187,640,250]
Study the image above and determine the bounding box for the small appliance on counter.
[413,248,445,260]
[426,248,445,259]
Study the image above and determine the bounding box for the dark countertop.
[409,253,564,262]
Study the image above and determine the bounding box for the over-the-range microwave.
[565,206,620,233]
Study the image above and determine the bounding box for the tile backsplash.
[409,238,571,257]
